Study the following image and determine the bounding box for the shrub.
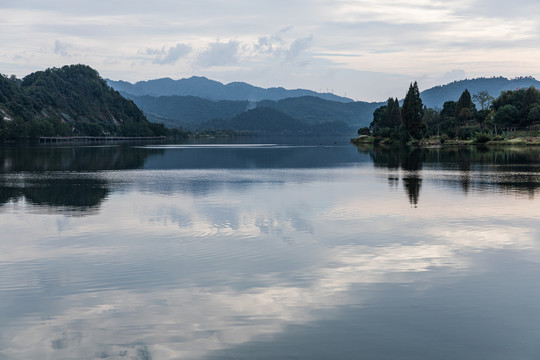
[357,127,370,136]
[474,132,492,144]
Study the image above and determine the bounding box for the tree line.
[362,82,540,144]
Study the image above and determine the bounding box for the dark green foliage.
[457,126,481,140]
[422,107,441,136]
[440,101,457,119]
[527,104,540,123]
[494,104,519,128]
[474,132,492,144]
[474,109,491,124]
[367,82,540,143]
[370,104,388,133]
[401,82,424,139]
[1,65,164,140]
[369,97,401,138]
[520,87,540,119]
[454,89,476,120]
[358,127,370,136]
[491,87,540,129]
[387,98,402,128]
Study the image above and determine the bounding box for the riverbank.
[351,130,540,147]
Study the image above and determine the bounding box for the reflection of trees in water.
[0,175,110,215]
[400,149,422,207]
[402,175,421,207]
[363,145,540,205]
[0,145,162,214]
[0,145,161,172]
[23,178,109,208]
[365,146,423,206]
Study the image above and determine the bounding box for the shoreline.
[351,133,540,147]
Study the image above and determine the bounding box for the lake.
[1,139,540,359]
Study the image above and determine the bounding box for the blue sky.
[1,0,539,101]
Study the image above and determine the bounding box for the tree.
[387,97,402,129]
[401,82,424,139]
[369,104,388,133]
[369,97,402,140]
[494,104,519,129]
[422,107,441,136]
[454,89,475,120]
[472,90,494,111]
[520,86,539,120]
[527,104,540,124]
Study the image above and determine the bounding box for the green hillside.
[124,93,381,131]
[257,96,381,127]
[123,93,250,130]
[0,65,166,140]
[202,107,353,135]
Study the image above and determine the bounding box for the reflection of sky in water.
[1,146,540,359]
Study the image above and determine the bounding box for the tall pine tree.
[454,89,474,120]
[387,97,402,129]
[401,82,424,139]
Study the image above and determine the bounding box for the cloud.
[145,43,192,65]
[437,69,467,84]
[253,30,313,63]
[197,40,240,68]
[285,35,313,61]
[54,40,70,57]
[3,0,540,100]
[463,0,540,18]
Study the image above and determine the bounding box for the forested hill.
[200,107,353,135]
[0,65,166,140]
[123,92,382,131]
[421,76,540,109]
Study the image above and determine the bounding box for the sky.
[1,0,540,101]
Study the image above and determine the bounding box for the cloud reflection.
[2,164,539,359]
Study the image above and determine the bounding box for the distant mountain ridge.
[420,76,540,109]
[106,76,353,103]
[110,74,540,134]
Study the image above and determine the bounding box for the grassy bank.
[351,130,540,147]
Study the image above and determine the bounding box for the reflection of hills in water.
[0,145,162,172]
[0,145,163,213]
[2,143,539,212]
[362,146,540,206]
[0,175,109,215]
[141,143,369,170]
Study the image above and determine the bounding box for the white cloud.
[196,40,240,68]
[285,36,313,61]
[1,166,539,358]
[2,0,540,100]
[145,43,192,65]
[54,40,71,57]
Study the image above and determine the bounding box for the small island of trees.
[355,82,540,146]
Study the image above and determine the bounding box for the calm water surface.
[1,140,540,359]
